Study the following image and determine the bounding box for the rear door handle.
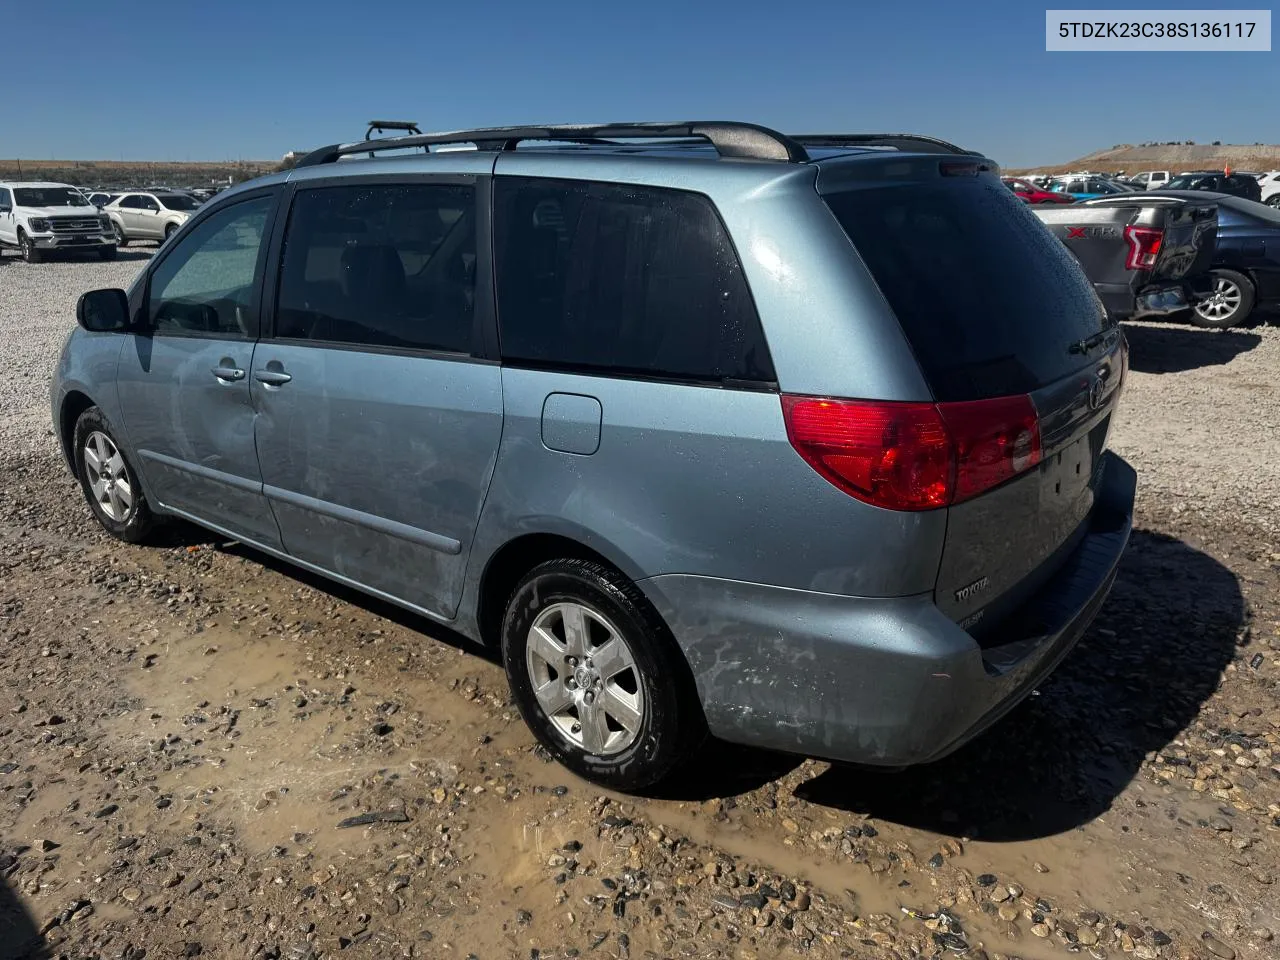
[211,364,245,382]
[254,368,292,386]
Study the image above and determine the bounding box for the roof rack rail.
[365,119,422,140]
[791,133,977,156]
[295,121,810,168]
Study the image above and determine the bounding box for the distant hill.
[0,158,277,188]
[1010,143,1280,175]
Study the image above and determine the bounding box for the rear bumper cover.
[1096,280,1190,320]
[640,452,1136,766]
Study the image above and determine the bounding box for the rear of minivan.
[641,152,1135,765]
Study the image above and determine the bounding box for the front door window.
[147,196,272,337]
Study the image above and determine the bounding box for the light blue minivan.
[53,122,1134,789]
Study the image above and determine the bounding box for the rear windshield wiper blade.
[1068,328,1118,355]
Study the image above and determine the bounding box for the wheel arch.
[58,389,97,466]
[474,531,641,651]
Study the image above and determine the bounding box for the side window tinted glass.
[148,196,273,338]
[494,178,774,384]
[275,182,476,353]
[139,195,159,211]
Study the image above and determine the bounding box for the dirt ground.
[1,254,1277,960]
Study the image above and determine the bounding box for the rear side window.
[822,176,1107,401]
[494,178,774,384]
[275,182,476,353]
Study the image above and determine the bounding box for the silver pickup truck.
[1034,197,1218,323]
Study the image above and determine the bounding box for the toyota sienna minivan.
[53,122,1134,789]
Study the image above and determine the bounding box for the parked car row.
[0,180,210,261]
[1014,169,1280,206]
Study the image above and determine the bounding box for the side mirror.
[76,288,131,333]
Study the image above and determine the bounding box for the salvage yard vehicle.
[1048,176,1134,201]
[1086,191,1280,328]
[1254,171,1280,207]
[0,181,118,262]
[1002,176,1074,204]
[103,190,201,246]
[52,121,1135,790]
[1033,196,1218,321]
[1163,171,1262,203]
[1131,170,1171,190]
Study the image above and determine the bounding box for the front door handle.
[211,363,245,382]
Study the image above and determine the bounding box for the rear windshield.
[822,177,1108,401]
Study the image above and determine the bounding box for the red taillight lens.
[937,395,1042,503]
[782,394,1043,511]
[1123,225,1163,270]
[781,398,953,511]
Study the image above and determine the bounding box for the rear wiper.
[1068,328,1117,355]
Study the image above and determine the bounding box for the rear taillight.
[937,395,1042,503]
[781,394,1043,511]
[1123,225,1163,270]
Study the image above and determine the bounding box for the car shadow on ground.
[1123,321,1261,374]
[790,529,1244,840]
[0,872,45,959]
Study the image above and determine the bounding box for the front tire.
[18,230,41,263]
[501,559,704,791]
[113,221,129,247]
[99,245,118,261]
[163,223,177,244]
[72,407,155,543]
[1192,269,1255,329]
[1267,195,1280,209]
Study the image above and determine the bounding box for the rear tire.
[1192,269,1255,329]
[1267,195,1280,208]
[501,558,705,791]
[18,230,41,263]
[72,406,156,543]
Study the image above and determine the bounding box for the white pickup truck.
[0,181,117,262]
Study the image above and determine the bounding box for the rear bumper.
[1096,280,1190,320]
[640,452,1136,766]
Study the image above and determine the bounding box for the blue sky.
[7,0,1276,167]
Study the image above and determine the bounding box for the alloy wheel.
[1194,276,1243,324]
[83,431,134,522]
[524,602,644,756]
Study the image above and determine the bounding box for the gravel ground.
[1110,320,1280,537]
[0,251,154,456]
[1,253,1278,960]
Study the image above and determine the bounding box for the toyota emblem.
[1087,376,1105,410]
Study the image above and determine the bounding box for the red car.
[1002,177,1074,204]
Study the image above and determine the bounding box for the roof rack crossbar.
[296,122,811,168]
[791,133,975,156]
[365,119,422,140]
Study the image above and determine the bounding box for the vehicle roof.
[1092,189,1270,211]
[267,142,992,200]
[0,181,80,189]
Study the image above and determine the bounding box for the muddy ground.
[1,254,1278,960]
